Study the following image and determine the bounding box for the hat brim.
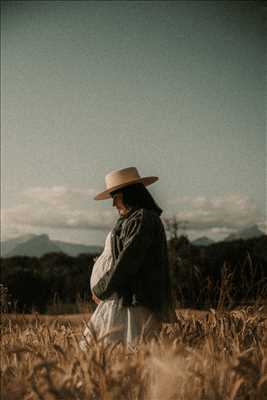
[94,176,158,200]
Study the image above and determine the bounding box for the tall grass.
[1,307,266,400]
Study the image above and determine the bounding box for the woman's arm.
[92,209,154,300]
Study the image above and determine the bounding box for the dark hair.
[111,183,163,216]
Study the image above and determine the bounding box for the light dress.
[79,231,162,351]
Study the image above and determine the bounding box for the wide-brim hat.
[94,167,158,200]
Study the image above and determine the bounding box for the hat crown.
[105,167,140,189]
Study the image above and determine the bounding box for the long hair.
[111,182,163,216]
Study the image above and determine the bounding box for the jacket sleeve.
[92,209,153,300]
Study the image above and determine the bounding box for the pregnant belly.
[90,252,113,290]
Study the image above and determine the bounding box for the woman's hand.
[92,291,101,305]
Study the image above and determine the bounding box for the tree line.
[1,235,266,313]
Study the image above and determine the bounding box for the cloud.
[1,185,117,238]
[168,193,262,232]
[2,188,264,241]
[23,186,97,207]
[2,204,116,231]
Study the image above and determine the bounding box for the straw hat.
[94,167,158,200]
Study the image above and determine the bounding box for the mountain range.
[1,224,265,256]
[1,234,103,258]
[191,224,265,246]
[191,236,215,246]
[223,225,265,242]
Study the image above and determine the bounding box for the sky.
[1,0,266,246]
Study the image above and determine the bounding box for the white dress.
[79,231,161,351]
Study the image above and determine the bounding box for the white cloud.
[209,227,233,235]
[167,193,262,232]
[2,204,116,231]
[23,186,97,207]
[1,185,117,239]
[1,188,264,242]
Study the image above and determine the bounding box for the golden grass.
[1,307,267,400]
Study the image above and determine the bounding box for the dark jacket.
[92,207,177,323]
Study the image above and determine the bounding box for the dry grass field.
[1,307,267,400]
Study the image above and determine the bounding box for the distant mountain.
[1,233,36,256]
[224,225,265,242]
[5,234,62,257]
[1,234,103,258]
[192,236,215,246]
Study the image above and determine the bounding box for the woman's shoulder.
[120,208,165,244]
[126,208,161,228]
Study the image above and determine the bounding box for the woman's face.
[112,192,129,216]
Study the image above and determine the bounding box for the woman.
[79,167,177,351]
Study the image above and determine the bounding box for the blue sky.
[1,1,266,245]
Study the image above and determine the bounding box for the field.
[1,307,267,400]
